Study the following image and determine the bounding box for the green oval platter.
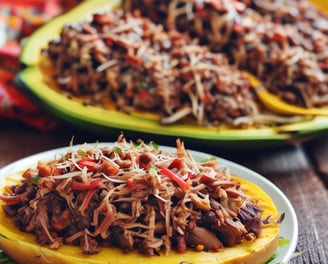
[16,0,328,148]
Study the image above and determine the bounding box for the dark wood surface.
[1,119,328,263]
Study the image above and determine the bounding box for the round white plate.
[0,143,298,263]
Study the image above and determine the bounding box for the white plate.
[0,143,298,263]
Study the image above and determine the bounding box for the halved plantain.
[17,0,328,146]
[0,173,280,264]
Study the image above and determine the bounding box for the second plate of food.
[17,0,328,147]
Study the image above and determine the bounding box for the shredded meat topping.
[124,0,328,108]
[42,9,264,128]
[0,135,282,256]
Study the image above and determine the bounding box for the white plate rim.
[0,143,298,264]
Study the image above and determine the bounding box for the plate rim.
[0,142,298,264]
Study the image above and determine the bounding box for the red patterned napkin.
[0,0,80,131]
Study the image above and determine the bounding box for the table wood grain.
[0,119,327,263]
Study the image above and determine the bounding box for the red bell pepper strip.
[188,172,196,179]
[126,178,148,191]
[168,158,184,170]
[77,157,97,171]
[79,190,96,216]
[202,91,213,104]
[126,178,137,190]
[160,167,190,192]
[71,178,102,191]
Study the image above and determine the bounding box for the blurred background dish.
[16,0,328,147]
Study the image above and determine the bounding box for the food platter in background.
[16,0,328,148]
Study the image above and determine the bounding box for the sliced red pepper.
[126,178,136,190]
[267,28,286,42]
[105,37,114,46]
[71,178,102,191]
[79,190,96,215]
[126,178,148,191]
[168,158,184,170]
[188,172,196,179]
[202,91,213,104]
[126,54,142,67]
[160,167,190,192]
[77,157,97,171]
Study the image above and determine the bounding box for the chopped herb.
[265,254,277,264]
[30,175,40,185]
[132,141,141,148]
[77,150,87,157]
[139,81,147,89]
[94,141,99,148]
[149,141,159,150]
[149,166,157,176]
[278,237,290,248]
[0,251,15,264]
[200,156,216,163]
[115,146,122,154]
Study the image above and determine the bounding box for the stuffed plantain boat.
[0,136,283,264]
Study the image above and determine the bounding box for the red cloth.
[0,0,80,131]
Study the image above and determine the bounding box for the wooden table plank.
[268,169,328,263]
[304,136,328,186]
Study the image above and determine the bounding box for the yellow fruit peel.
[247,73,328,117]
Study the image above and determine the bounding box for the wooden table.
[1,119,328,263]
